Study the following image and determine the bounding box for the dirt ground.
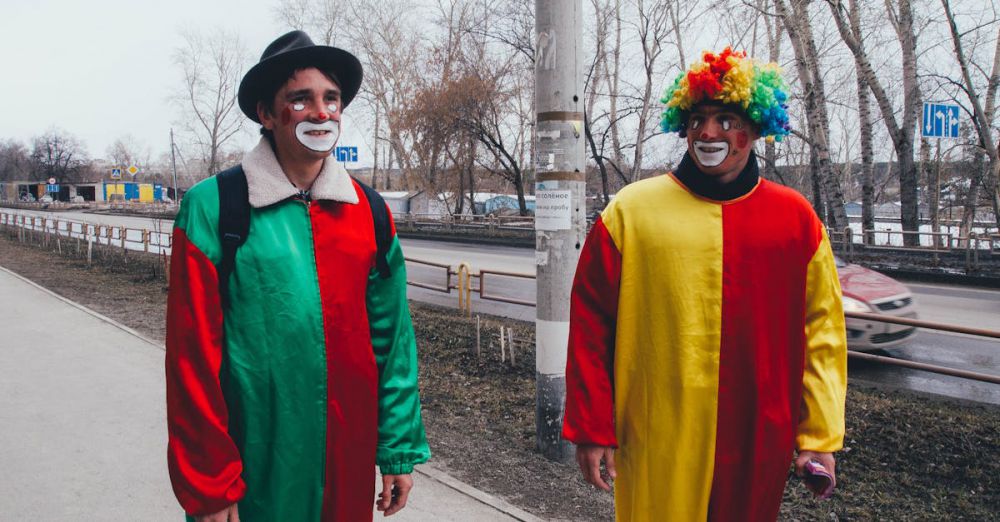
[1,229,998,520]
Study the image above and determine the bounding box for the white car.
[836,256,918,351]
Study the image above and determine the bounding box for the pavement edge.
[413,463,546,522]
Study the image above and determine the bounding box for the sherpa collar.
[242,138,359,208]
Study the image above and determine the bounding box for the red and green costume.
[166,139,429,521]
[563,153,847,521]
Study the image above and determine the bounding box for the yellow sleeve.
[797,231,848,452]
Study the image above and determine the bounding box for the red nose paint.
[736,131,749,148]
[281,107,292,125]
[700,132,710,140]
[316,112,329,121]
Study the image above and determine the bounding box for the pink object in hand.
[803,460,835,499]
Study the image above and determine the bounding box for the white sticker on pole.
[535,190,572,230]
[536,319,570,375]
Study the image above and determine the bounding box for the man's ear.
[257,101,274,130]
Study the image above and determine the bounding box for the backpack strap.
[216,165,250,308]
[353,178,392,279]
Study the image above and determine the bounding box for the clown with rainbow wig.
[563,48,847,521]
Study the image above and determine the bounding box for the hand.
[795,450,836,496]
[575,444,616,491]
[194,503,239,522]
[376,473,413,516]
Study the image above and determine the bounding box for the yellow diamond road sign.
[127,165,139,176]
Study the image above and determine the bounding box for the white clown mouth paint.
[693,141,730,167]
[295,121,340,152]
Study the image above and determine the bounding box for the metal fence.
[2,210,998,386]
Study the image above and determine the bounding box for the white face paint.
[692,141,730,167]
[295,120,340,152]
[327,103,338,113]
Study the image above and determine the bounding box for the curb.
[0,265,163,350]
[413,463,546,522]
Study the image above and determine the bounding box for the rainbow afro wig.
[660,47,790,141]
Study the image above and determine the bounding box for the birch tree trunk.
[762,0,783,184]
[826,0,922,246]
[941,0,1000,231]
[849,0,876,243]
[777,0,847,228]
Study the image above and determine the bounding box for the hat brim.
[238,46,363,123]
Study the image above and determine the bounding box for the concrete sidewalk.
[0,266,542,521]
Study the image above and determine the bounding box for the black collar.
[674,150,760,201]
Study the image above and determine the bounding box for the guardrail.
[828,226,999,274]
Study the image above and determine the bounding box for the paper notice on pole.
[535,190,572,230]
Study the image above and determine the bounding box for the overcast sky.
[0,0,371,163]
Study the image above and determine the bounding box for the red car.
[836,256,918,351]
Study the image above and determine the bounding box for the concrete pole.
[534,0,586,462]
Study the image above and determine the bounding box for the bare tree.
[940,0,1000,231]
[106,135,152,179]
[0,139,31,183]
[345,0,422,187]
[826,0,922,245]
[625,0,670,183]
[272,0,343,45]
[173,28,247,177]
[29,128,89,183]
[842,0,878,243]
[775,0,848,228]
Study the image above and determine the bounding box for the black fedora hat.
[238,30,363,123]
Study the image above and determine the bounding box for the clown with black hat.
[563,49,847,521]
[165,31,430,522]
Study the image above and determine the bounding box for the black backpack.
[215,165,392,308]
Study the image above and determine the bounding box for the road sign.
[127,165,139,176]
[47,177,56,185]
[46,184,59,193]
[335,146,358,163]
[921,103,960,138]
[111,168,122,179]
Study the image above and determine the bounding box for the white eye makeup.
[690,119,701,130]
[327,103,338,113]
[721,119,732,131]
[292,103,306,111]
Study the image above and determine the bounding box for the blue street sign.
[334,146,359,163]
[46,184,59,193]
[921,103,960,138]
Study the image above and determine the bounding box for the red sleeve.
[562,216,621,447]
[165,227,246,515]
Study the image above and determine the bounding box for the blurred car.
[836,256,918,351]
[38,195,53,203]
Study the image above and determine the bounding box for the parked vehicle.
[836,256,918,351]
[38,195,53,203]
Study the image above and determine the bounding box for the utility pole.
[534,0,586,462]
[170,128,179,204]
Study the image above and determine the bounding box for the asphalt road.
[6,209,999,404]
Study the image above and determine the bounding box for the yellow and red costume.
[563,153,847,521]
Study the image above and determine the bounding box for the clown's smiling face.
[686,104,759,184]
[258,67,342,162]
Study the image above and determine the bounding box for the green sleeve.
[367,235,431,475]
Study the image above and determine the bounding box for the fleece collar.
[242,138,359,208]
